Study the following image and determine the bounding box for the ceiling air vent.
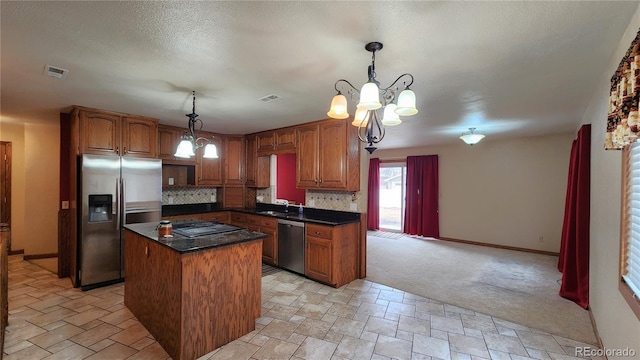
[259,94,282,102]
[43,65,69,79]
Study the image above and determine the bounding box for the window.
[379,163,406,232]
[621,143,640,320]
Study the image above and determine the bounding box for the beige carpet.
[366,233,597,345]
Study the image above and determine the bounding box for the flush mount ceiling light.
[174,91,219,159]
[327,42,418,154]
[459,127,486,145]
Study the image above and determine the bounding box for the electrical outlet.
[538,236,543,243]
[61,200,69,209]
[350,203,357,211]
[168,196,174,204]
[168,177,174,185]
[210,195,215,202]
[308,199,315,207]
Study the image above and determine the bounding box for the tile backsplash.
[162,187,217,205]
[306,190,363,213]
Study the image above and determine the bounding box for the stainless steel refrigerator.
[77,154,162,290]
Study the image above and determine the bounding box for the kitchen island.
[123,221,266,360]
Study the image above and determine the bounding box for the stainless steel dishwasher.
[277,219,305,275]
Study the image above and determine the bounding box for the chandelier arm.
[380,73,415,92]
[334,79,360,93]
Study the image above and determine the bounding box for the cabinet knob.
[315,231,321,235]
[123,146,127,154]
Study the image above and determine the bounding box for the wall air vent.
[43,65,69,79]
[259,94,282,102]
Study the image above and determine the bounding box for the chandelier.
[327,42,418,153]
[459,127,485,145]
[174,91,219,159]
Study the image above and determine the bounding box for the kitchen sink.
[257,210,288,217]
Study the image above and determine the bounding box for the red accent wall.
[276,153,305,205]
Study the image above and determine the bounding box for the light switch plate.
[168,177,174,185]
[168,196,174,204]
[308,199,315,207]
[350,203,357,211]
[61,200,69,209]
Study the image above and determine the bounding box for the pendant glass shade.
[459,128,485,145]
[175,138,195,158]
[395,88,418,116]
[351,107,370,127]
[381,104,402,126]
[203,143,219,159]
[327,94,349,119]
[358,82,382,110]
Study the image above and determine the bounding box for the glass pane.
[379,165,404,231]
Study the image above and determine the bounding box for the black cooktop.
[172,222,242,238]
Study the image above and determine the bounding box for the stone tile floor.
[3,255,600,360]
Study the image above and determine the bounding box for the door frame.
[378,160,407,233]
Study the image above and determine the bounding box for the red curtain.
[558,124,590,309]
[404,155,439,238]
[367,158,380,230]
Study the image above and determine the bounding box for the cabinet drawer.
[306,224,332,240]
[260,217,277,229]
[200,212,229,223]
[230,213,246,223]
[246,215,261,226]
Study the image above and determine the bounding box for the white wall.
[585,5,640,355]
[24,123,60,255]
[374,133,574,253]
[0,121,60,256]
[0,122,26,251]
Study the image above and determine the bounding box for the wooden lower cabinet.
[259,217,277,265]
[124,230,261,360]
[305,222,359,288]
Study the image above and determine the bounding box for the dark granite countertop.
[124,221,266,254]
[162,203,361,226]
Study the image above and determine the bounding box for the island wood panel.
[332,222,359,288]
[124,230,262,360]
[180,240,261,360]
[124,231,182,360]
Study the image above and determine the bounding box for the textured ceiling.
[1,1,638,150]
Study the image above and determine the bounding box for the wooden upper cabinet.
[245,134,258,187]
[78,110,120,156]
[76,107,158,158]
[274,127,296,150]
[318,120,348,189]
[296,119,359,191]
[196,132,223,186]
[224,135,245,185]
[158,125,181,160]
[121,116,158,158]
[296,124,320,188]
[256,131,275,154]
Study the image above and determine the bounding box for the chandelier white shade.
[174,91,219,159]
[459,127,485,145]
[326,93,349,119]
[327,41,418,153]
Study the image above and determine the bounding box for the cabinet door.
[275,128,296,150]
[319,120,347,189]
[245,134,257,187]
[256,156,270,188]
[261,226,277,265]
[305,236,332,284]
[122,116,158,158]
[79,110,120,155]
[257,131,275,154]
[158,125,181,160]
[223,187,244,208]
[224,136,245,185]
[197,133,222,186]
[296,124,319,188]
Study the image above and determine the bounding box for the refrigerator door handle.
[115,178,120,231]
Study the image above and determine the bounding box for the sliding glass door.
[379,163,406,232]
